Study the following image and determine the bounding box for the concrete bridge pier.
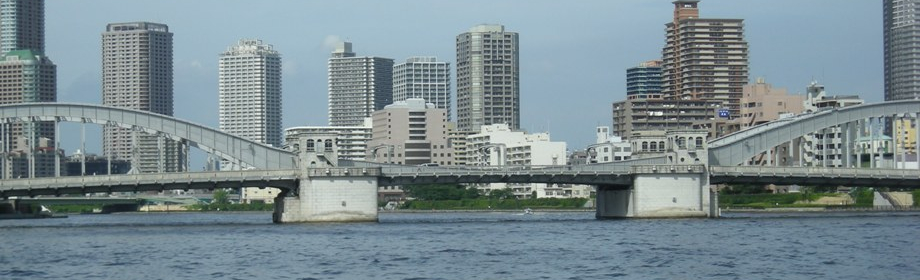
[596,165,713,219]
[273,134,379,223]
[273,174,379,223]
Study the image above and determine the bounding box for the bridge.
[1,101,920,222]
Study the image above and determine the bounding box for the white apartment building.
[102,22,183,174]
[586,126,633,164]
[799,81,864,168]
[328,42,394,127]
[219,39,282,148]
[466,124,566,198]
[393,57,451,120]
[285,118,373,161]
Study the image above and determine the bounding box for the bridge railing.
[0,169,300,191]
[631,165,707,174]
[710,166,920,177]
[378,164,637,176]
[305,167,383,177]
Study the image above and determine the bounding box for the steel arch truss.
[0,103,296,169]
[708,100,920,166]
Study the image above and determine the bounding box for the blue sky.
[47,0,881,168]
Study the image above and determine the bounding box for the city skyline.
[47,0,881,157]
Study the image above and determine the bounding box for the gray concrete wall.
[596,172,711,219]
[276,175,378,223]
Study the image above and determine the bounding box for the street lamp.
[478,143,507,166]
[371,144,395,164]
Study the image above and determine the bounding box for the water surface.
[1,211,917,279]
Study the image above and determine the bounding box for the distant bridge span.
[0,103,296,169]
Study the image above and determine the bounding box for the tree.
[213,189,230,205]
[488,188,515,200]
[402,184,473,200]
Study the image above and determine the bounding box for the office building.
[0,0,44,54]
[102,22,183,173]
[367,98,451,165]
[662,0,749,118]
[626,60,663,100]
[219,39,282,148]
[393,56,451,120]
[456,24,519,131]
[884,0,920,100]
[328,42,394,126]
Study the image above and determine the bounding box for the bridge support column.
[596,168,712,219]
[273,134,379,223]
[273,174,379,223]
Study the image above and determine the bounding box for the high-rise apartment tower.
[884,0,920,100]
[626,60,663,99]
[327,42,394,126]
[102,22,183,173]
[393,57,451,120]
[0,0,44,54]
[0,0,57,179]
[661,0,748,118]
[219,39,282,148]
[456,24,519,131]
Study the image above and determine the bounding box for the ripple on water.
[1,269,47,278]
[2,212,918,279]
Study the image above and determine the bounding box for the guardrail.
[710,166,920,178]
[305,167,383,177]
[0,169,300,191]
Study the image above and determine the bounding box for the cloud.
[322,35,343,50]
[190,60,202,69]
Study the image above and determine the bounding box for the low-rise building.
[284,118,373,161]
[740,78,805,129]
[586,126,632,163]
[612,98,725,139]
[466,124,566,198]
[64,151,131,176]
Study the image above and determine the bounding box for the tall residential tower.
[884,0,920,100]
[456,24,519,131]
[626,60,663,99]
[219,39,282,148]
[327,42,394,126]
[392,57,451,120]
[0,0,44,54]
[0,0,57,179]
[662,0,748,118]
[102,22,182,173]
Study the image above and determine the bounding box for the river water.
[1,211,918,280]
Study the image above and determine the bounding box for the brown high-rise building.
[661,0,749,118]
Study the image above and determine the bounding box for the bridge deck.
[710,166,920,188]
[0,170,299,198]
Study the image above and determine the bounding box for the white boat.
[523,208,533,215]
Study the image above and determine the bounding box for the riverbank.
[382,208,595,213]
[722,206,920,213]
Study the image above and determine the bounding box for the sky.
[46,0,882,169]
